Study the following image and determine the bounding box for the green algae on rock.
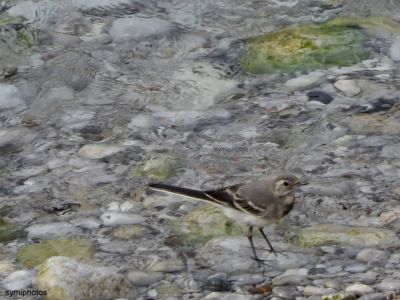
[241,22,369,74]
[296,224,400,248]
[177,205,244,244]
[37,256,136,300]
[132,153,179,180]
[17,238,93,268]
[0,218,23,242]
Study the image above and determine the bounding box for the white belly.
[222,207,273,227]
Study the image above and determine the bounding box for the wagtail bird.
[148,173,308,263]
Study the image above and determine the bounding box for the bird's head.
[273,174,308,196]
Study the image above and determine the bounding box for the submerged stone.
[0,219,23,242]
[296,224,400,248]
[17,238,93,268]
[177,205,244,244]
[241,21,369,74]
[132,153,180,180]
[37,256,136,300]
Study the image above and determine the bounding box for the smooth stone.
[0,260,15,275]
[0,83,25,111]
[78,144,125,159]
[343,272,378,285]
[17,238,93,268]
[110,17,171,41]
[307,91,333,104]
[98,240,136,254]
[147,259,185,273]
[203,292,260,299]
[345,283,374,295]
[25,222,82,239]
[304,286,335,295]
[272,268,309,286]
[285,72,325,90]
[296,224,400,248]
[345,264,368,273]
[390,38,400,61]
[12,166,47,178]
[356,249,389,266]
[358,293,386,300]
[70,218,101,230]
[127,271,164,286]
[37,256,136,300]
[1,270,36,290]
[380,145,400,159]
[155,282,181,298]
[334,79,361,96]
[100,212,145,226]
[272,287,298,299]
[377,279,400,291]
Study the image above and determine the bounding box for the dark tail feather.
[148,183,210,201]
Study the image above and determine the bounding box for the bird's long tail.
[147,183,211,201]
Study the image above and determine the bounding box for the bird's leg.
[259,228,277,256]
[247,226,264,266]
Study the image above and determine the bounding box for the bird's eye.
[283,181,289,186]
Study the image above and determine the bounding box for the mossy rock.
[112,225,149,239]
[0,218,23,242]
[17,238,94,268]
[241,20,369,74]
[132,153,180,180]
[176,205,245,244]
[295,224,400,248]
[155,283,181,298]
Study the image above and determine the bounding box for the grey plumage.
[148,173,307,264]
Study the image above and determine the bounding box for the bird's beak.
[295,179,309,186]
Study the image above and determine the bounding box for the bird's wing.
[205,183,266,215]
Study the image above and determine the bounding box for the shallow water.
[1,0,400,299]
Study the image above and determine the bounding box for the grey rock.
[334,79,361,97]
[127,271,164,286]
[37,256,136,299]
[303,286,335,295]
[358,293,386,300]
[100,212,145,226]
[345,283,374,295]
[25,222,82,239]
[377,279,400,291]
[0,83,25,111]
[78,144,126,160]
[272,286,298,299]
[345,264,368,273]
[356,249,389,267]
[380,145,400,159]
[272,268,309,286]
[1,270,36,290]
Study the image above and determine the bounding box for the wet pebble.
[334,79,361,97]
[100,212,145,226]
[376,279,400,291]
[127,271,165,286]
[1,270,36,290]
[25,222,82,239]
[356,249,389,267]
[345,283,374,295]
